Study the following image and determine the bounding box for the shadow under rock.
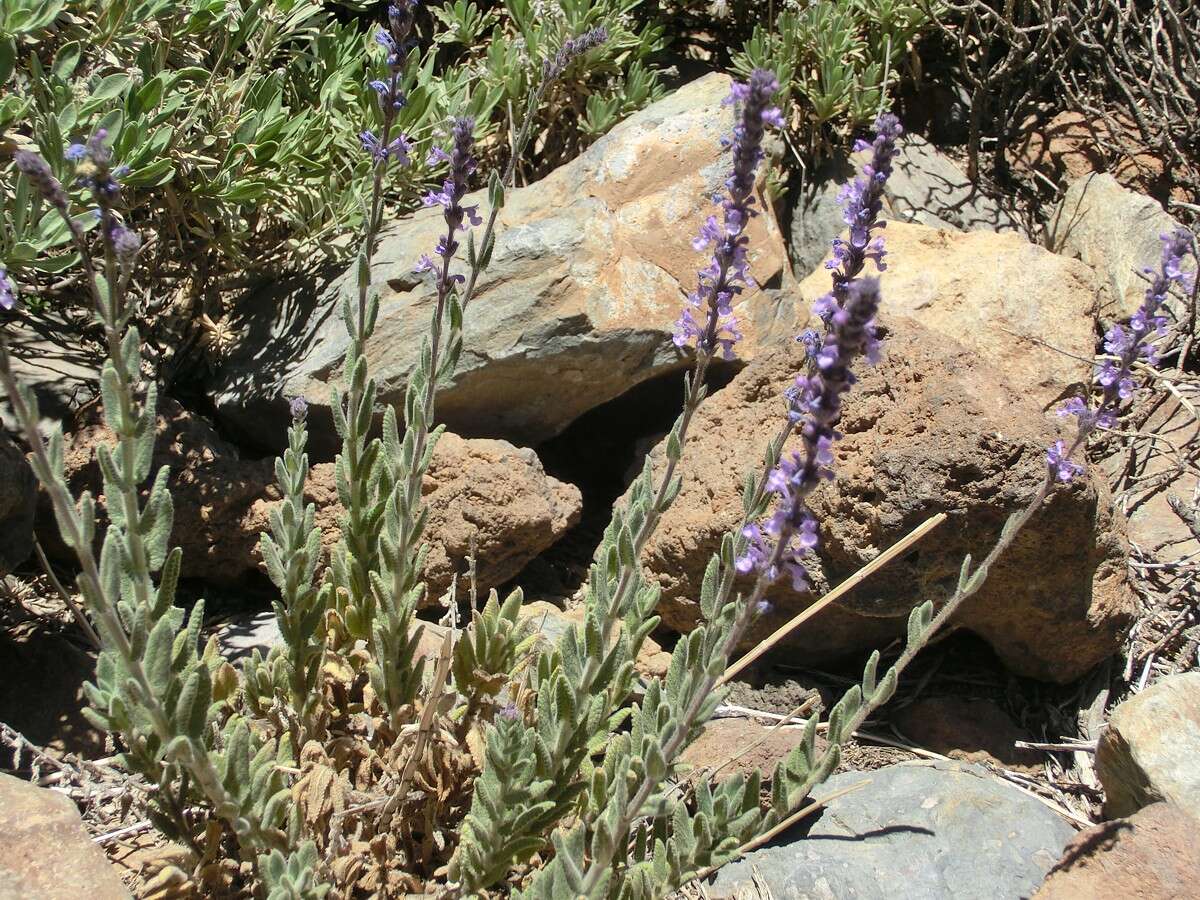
[208,261,343,459]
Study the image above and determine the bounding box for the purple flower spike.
[823,114,902,304]
[67,129,123,197]
[673,69,782,359]
[14,150,69,210]
[740,276,884,590]
[1046,441,1084,483]
[0,268,16,311]
[289,396,309,422]
[542,26,609,82]
[1056,228,1194,449]
[415,117,478,294]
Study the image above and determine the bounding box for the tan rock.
[1034,803,1200,900]
[0,772,130,899]
[44,400,581,603]
[629,319,1135,682]
[797,222,1099,404]
[213,73,792,451]
[1097,673,1200,819]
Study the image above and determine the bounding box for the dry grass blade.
[719,513,948,685]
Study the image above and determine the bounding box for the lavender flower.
[360,130,412,163]
[1052,229,1195,481]
[810,114,902,325]
[365,3,417,150]
[415,117,480,292]
[66,129,124,197]
[740,277,884,588]
[289,396,309,422]
[1046,441,1083,482]
[13,151,69,211]
[111,225,142,269]
[673,69,782,360]
[542,26,609,82]
[0,268,16,311]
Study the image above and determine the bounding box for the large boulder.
[212,73,791,452]
[797,222,1099,404]
[1049,173,1195,322]
[1096,673,1200,820]
[628,319,1135,682]
[708,761,1074,900]
[0,432,36,574]
[0,772,131,899]
[1033,802,1200,900]
[42,400,580,602]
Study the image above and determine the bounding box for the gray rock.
[211,73,791,452]
[879,134,1018,233]
[787,155,857,280]
[1096,672,1200,820]
[0,432,36,575]
[1048,172,1196,323]
[709,761,1074,900]
[0,316,99,437]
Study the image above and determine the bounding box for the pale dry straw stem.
[719,512,948,685]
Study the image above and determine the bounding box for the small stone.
[708,760,1074,900]
[0,772,131,899]
[892,697,1042,773]
[1034,803,1200,900]
[1096,672,1200,820]
[681,717,810,781]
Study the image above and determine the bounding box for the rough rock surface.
[1033,802,1200,900]
[44,400,580,602]
[1096,673,1200,819]
[708,761,1074,900]
[787,137,1014,279]
[212,73,791,452]
[891,696,1042,773]
[797,222,1099,403]
[0,431,36,574]
[0,772,131,899]
[680,717,808,781]
[1049,173,1195,322]
[630,321,1134,682]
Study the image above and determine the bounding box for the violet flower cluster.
[361,1,417,163]
[1051,228,1195,481]
[739,114,902,591]
[542,26,609,82]
[673,69,784,361]
[16,130,141,269]
[0,268,15,311]
[415,116,480,293]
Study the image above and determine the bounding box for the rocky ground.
[1,72,1198,899]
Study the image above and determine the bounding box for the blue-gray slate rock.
[708,761,1074,900]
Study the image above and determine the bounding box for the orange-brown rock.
[628,319,1134,682]
[1034,803,1200,900]
[0,772,131,899]
[44,399,580,603]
